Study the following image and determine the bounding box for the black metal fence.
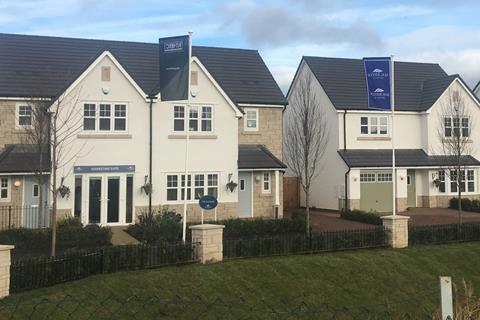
[224,227,387,259]
[0,205,50,230]
[409,222,480,245]
[10,242,196,293]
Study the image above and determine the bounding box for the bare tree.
[436,88,475,225]
[19,98,51,227]
[48,90,85,256]
[284,74,329,234]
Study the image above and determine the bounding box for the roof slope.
[303,56,452,112]
[0,144,50,173]
[338,149,480,168]
[238,145,287,170]
[0,33,286,105]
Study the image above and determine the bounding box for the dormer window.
[360,116,388,135]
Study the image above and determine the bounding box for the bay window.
[438,170,445,193]
[166,173,219,201]
[448,169,474,193]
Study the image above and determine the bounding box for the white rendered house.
[286,57,480,212]
[0,33,286,226]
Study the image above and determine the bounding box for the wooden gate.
[283,177,300,209]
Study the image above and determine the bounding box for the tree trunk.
[458,186,463,226]
[50,115,57,257]
[305,191,310,235]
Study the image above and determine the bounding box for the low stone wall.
[417,195,480,208]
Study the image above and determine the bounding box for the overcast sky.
[1,0,479,91]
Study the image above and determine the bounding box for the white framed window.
[207,174,218,198]
[33,184,39,198]
[438,170,446,193]
[244,109,258,131]
[83,102,128,132]
[360,173,376,182]
[166,175,178,201]
[83,104,96,131]
[377,173,392,182]
[114,104,127,131]
[0,178,9,201]
[166,173,219,202]
[99,104,111,131]
[467,169,475,192]
[17,105,33,127]
[444,116,469,138]
[360,116,388,135]
[201,106,212,132]
[173,105,213,133]
[194,174,205,200]
[450,170,466,193]
[174,106,185,132]
[262,172,270,193]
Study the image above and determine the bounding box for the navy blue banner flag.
[159,35,190,101]
[363,57,392,110]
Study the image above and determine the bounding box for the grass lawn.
[3,242,480,319]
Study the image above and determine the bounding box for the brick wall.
[238,108,283,159]
[251,171,283,218]
[0,101,26,149]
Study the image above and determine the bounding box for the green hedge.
[128,209,307,244]
[449,198,480,213]
[0,217,112,256]
[340,209,383,225]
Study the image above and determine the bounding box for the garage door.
[360,171,393,213]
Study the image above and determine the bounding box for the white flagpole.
[391,55,396,216]
[182,31,193,243]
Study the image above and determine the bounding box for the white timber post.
[189,224,225,264]
[380,215,409,248]
[0,245,14,298]
[440,276,453,320]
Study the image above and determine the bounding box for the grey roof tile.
[238,144,286,170]
[303,56,453,112]
[0,144,50,173]
[338,149,480,168]
[0,33,286,105]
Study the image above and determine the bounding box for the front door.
[89,178,102,224]
[407,170,416,207]
[107,177,120,223]
[238,172,252,217]
[22,176,49,228]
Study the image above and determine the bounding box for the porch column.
[275,170,280,206]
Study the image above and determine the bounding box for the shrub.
[215,217,306,240]
[127,209,183,244]
[0,219,112,256]
[450,198,479,212]
[340,209,383,225]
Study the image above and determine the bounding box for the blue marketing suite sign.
[363,57,392,110]
[74,165,135,174]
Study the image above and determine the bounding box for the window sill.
[77,133,132,139]
[168,134,217,140]
[242,131,261,135]
[357,136,391,141]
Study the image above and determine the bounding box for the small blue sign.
[74,165,135,174]
[363,57,392,110]
[199,195,218,210]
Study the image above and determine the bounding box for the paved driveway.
[285,209,376,232]
[285,207,480,232]
[402,207,480,226]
